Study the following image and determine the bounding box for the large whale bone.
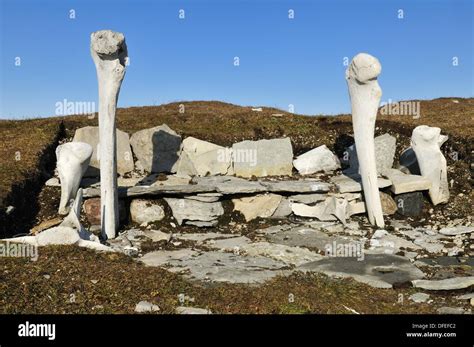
[91,30,128,240]
[56,142,93,215]
[411,125,449,205]
[345,53,384,228]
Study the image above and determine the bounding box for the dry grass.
[0,245,441,314]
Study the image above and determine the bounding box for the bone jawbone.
[411,125,449,205]
[346,53,385,228]
[56,142,93,215]
[91,30,128,240]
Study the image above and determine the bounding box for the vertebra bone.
[56,142,93,215]
[411,125,449,205]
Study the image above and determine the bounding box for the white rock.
[293,145,341,175]
[232,194,282,221]
[130,124,182,173]
[56,142,93,215]
[73,126,134,176]
[411,125,449,205]
[176,137,232,177]
[291,196,348,224]
[346,53,385,228]
[232,138,293,177]
[135,301,160,313]
[91,30,128,239]
[130,199,165,224]
[36,226,81,246]
[385,168,431,194]
[409,292,430,303]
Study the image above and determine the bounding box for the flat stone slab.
[141,250,290,284]
[330,174,392,193]
[369,229,422,255]
[298,253,425,289]
[412,276,474,290]
[176,306,212,314]
[174,232,236,243]
[83,176,332,198]
[438,226,474,236]
[385,169,431,194]
[205,237,322,266]
[140,249,199,267]
[267,225,357,252]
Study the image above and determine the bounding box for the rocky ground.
[0,98,472,314]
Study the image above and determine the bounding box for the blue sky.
[0,0,472,118]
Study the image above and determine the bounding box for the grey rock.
[174,232,236,243]
[298,253,425,289]
[439,226,474,236]
[83,176,332,198]
[232,138,293,177]
[130,124,182,173]
[346,133,396,176]
[143,230,172,242]
[176,137,232,177]
[205,236,253,251]
[164,198,224,226]
[239,242,322,266]
[288,194,327,204]
[142,250,290,284]
[412,276,474,290]
[140,249,199,267]
[369,229,421,254]
[270,198,293,218]
[184,193,222,203]
[394,192,424,217]
[398,147,421,175]
[73,126,134,176]
[267,225,356,252]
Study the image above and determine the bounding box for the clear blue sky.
[0,0,472,119]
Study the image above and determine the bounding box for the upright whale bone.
[91,30,128,240]
[411,125,449,205]
[56,142,93,215]
[345,53,384,228]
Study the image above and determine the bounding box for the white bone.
[345,53,384,227]
[56,142,92,215]
[411,125,449,205]
[90,30,128,239]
